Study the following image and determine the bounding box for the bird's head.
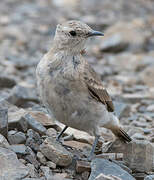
[53,20,104,55]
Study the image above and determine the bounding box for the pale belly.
[39,75,107,136]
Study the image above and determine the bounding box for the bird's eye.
[69,31,76,36]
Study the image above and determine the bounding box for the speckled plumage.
[36,20,131,143]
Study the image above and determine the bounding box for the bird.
[36,20,132,159]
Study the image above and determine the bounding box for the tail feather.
[117,127,132,143]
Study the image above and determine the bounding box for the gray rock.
[46,161,56,169]
[100,33,128,53]
[144,175,154,180]
[0,134,10,148]
[25,146,40,169]
[40,166,53,180]
[37,151,47,165]
[25,113,47,135]
[0,147,29,179]
[26,163,39,178]
[26,129,43,152]
[10,144,27,155]
[0,108,8,138]
[107,140,154,172]
[8,109,28,132]
[7,85,39,106]
[8,130,26,144]
[40,137,72,167]
[89,159,135,180]
[0,75,16,88]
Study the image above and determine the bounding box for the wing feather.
[83,63,114,112]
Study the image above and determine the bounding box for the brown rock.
[76,160,91,173]
[29,111,54,127]
[63,140,91,150]
[40,137,72,167]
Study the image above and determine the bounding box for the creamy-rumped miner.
[36,20,131,159]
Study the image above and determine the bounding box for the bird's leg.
[56,125,68,142]
[88,135,100,161]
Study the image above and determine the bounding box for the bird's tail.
[112,127,132,143]
[103,113,132,143]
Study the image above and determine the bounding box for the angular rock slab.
[107,140,154,172]
[88,158,135,180]
[0,134,10,148]
[40,137,72,167]
[0,147,29,179]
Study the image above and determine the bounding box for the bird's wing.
[82,62,114,112]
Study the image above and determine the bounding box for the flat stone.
[88,158,135,180]
[8,130,26,144]
[40,137,72,167]
[107,140,154,172]
[25,113,47,135]
[63,140,91,150]
[0,108,8,138]
[46,161,56,169]
[0,134,10,148]
[95,173,122,180]
[10,144,27,155]
[8,108,28,132]
[29,111,54,127]
[0,147,29,179]
[144,175,154,180]
[63,125,94,145]
[76,160,91,173]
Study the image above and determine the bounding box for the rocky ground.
[0,0,154,179]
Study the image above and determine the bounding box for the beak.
[88,31,104,37]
